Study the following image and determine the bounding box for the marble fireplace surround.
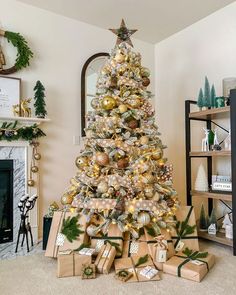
[0,141,38,259]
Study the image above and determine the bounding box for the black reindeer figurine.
[15,194,38,253]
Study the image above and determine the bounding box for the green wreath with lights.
[0,29,33,75]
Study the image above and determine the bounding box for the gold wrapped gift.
[94,243,116,274]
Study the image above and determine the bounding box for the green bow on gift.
[175,248,209,277]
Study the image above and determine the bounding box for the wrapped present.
[57,250,91,278]
[94,243,116,274]
[91,224,124,256]
[163,248,215,282]
[139,266,159,279]
[144,228,175,270]
[45,211,88,258]
[78,248,95,256]
[114,254,161,283]
[171,206,199,252]
[122,232,148,258]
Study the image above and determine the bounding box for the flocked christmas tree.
[33,80,47,118]
[197,88,204,110]
[203,76,211,108]
[199,204,208,231]
[210,85,216,108]
[62,20,178,238]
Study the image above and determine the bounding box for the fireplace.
[0,160,13,244]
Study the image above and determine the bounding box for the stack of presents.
[45,206,215,283]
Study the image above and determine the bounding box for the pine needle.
[135,254,149,267]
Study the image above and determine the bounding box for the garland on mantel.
[0,121,46,142]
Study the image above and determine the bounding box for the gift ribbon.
[175,251,209,278]
[172,206,198,248]
[96,243,111,272]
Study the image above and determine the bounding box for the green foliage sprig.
[61,215,84,243]
[183,247,208,259]
[175,219,196,238]
[135,254,149,267]
[0,121,46,142]
[5,31,33,70]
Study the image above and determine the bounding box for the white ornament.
[97,181,108,193]
[194,164,208,192]
[201,128,210,152]
[224,130,231,151]
[137,212,151,226]
[86,224,98,237]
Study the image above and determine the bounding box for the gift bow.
[175,248,209,277]
[153,235,168,250]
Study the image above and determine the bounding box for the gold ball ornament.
[31,165,39,173]
[75,156,89,168]
[142,172,155,184]
[114,53,125,63]
[96,152,109,166]
[27,179,35,187]
[144,185,154,199]
[34,153,41,160]
[152,148,163,160]
[153,192,160,201]
[142,77,150,87]
[118,104,128,113]
[140,136,149,145]
[141,67,150,77]
[101,96,116,110]
[117,157,129,169]
[97,181,109,193]
[61,194,73,205]
[137,212,151,226]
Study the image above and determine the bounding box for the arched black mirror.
[81,52,109,136]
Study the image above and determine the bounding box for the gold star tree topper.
[109,19,137,47]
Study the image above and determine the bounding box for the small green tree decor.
[209,208,218,231]
[203,76,211,109]
[197,88,204,110]
[33,80,47,118]
[211,84,216,108]
[199,204,208,231]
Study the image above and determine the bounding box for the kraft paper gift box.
[57,250,92,278]
[114,255,161,283]
[144,228,175,270]
[163,250,215,282]
[122,232,148,258]
[171,206,199,252]
[94,243,116,274]
[45,211,88,258]
[91,224,124,256]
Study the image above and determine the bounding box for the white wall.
[1,0,155,235]
[155,3,235,215]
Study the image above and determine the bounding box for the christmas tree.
[33,80,47,118]
[199,204,208,231]
[210,85,216,108]
[197,88,204,110]
[203,76,211,108]
[62,20,178,238]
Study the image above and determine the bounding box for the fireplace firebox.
[0,160,13,244]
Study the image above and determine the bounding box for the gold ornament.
[153,192,160,201]
[61,193,73,205]
[34,153,41,160]
[96,152,109,166]
[141,67,150,77]
[118,104,128,113]
[117,157,129,169]
[114,53,125,63]
[142,172,155,184]
[31,165,39,173]
[152,148,163,160]
[144,185,154,199]
[157,158,166,167]
[140,136,149,145]
[101,96,116,110]
[137,212,151,226]
[97,181,109,193]
[75,156,89,168]
[27,179,35,187]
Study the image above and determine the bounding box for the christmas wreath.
[0,29,33,75]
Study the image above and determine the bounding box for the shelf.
[189,106,230,120]
[189,150,231,157]
[191,190,232,201]
[198,229,233,247]
[0,116,51,124]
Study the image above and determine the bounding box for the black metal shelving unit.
[185,89,236,255]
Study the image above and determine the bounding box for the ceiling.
[18,0,235,43]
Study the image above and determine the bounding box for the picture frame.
[0,76,21,117]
